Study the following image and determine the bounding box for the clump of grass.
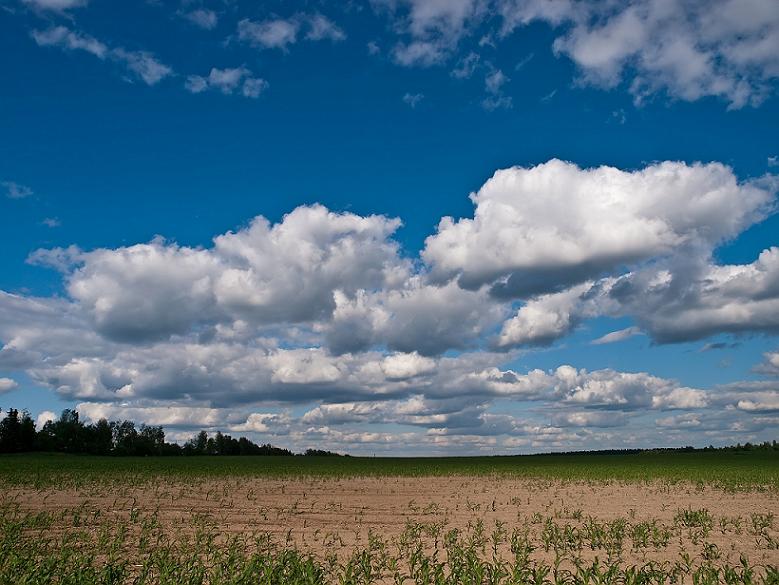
[675,507,713,530]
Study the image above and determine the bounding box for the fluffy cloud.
[59,241,219,342]
[17,161,779,361]
[77,402,242,428]
[551,411,628,428]
[4,287,710,424]
[303,395,489,430]
[34,205,407,343]
[4,319,773,451]
[325,279,504,355]
[686,382,779,426]
[755,350,779,376]
[0,378,18,394]
[656,412,705,429]
[496,0,779,107]
[542,365,707,409]
[17,161,778,361]
[596,247,779,344]
[24,343,514,410]
[230,412,291,433]
[735,396,779,412]
[211,206,407,323]
[373,0,778,107]
[381,352,437,380]
[539,0,779,108]
[36,410,56,428]
[4,158,779,453]
[424,159,774,297]
[495,244,779,347]
[497,284,591,347]
[428,363,708,411]
[0,291,108,370]
[25,343,417,406]
[375,282,501,354]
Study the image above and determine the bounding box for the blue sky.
[1,0,778,454]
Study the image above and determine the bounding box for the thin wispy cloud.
[2,181,33,199]
[305,14,346,42]
[22,0,86,12]
[482,64,512,110]
[112,48,172,85]
[591,327,643,345]
[185,66,268,98]
[31,26,107,58]
[402,92,424,108]
[237,18,299,51]
[237,13,345,52]
[515,52,534,70]
[183,8,218,30]
[451,51,480,79]
[31,25,172,86]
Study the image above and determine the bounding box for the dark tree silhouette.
[0,408,36,453]
[0,406,302,456]
[6,405,773,458]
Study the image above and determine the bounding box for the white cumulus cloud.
[499,0,779,107]
[423,159,774,297]
[0,377,18,394]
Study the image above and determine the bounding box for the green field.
[2,450,778,489]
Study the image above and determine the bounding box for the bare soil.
[6,476,779,567]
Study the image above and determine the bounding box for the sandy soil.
[6,476,779,568]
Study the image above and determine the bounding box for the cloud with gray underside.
[2,158,778,453]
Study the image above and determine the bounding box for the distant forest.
[0,407,344,457]
[0,406,777,457]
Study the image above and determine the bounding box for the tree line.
[536,442,779,456]
[0,407,344,457]
[3,406,776,457]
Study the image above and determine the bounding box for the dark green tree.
[111,420,138,455]
[0,408,36,452]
